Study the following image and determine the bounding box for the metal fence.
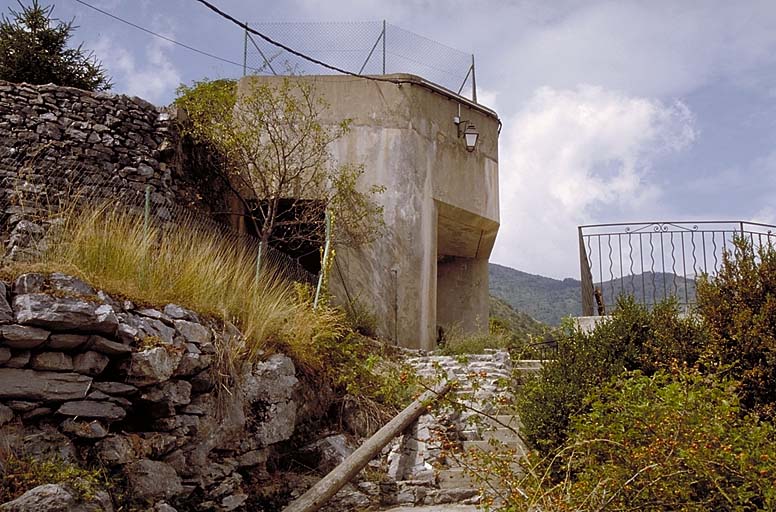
[1,147,316,285]
[242,20,478,101]
[578,221,776,316]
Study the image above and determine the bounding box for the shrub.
[517,296,705,455]
[697,237,776,418]
[511,370,776,512]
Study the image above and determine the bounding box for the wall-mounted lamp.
[454,105,479,152]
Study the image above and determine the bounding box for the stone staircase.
[382,351,538,509]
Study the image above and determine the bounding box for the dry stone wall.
[0,272,299,511]
[0,81,220,238]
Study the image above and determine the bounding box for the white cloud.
[491,85,696,278]
[92,34,181,105]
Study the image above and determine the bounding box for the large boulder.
[0,369,91,401]
[13,294,118,335]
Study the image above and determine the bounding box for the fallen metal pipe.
[282,380,454,512]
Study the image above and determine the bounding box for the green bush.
[514,369,776,512]
[697,237,776,418]
[517,297,705,455]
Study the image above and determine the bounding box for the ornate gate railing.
[578,221,776,316]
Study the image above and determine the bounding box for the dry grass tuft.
[14,204,323,364]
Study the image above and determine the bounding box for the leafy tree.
[175,78,384,253]
[0,0,111,91]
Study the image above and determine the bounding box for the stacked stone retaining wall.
[0,272,299,511]
[0,81,223,237]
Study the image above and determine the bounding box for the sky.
[4,0,776,279]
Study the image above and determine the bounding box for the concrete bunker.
[239,74,500,350]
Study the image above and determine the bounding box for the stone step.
[484,414,521,428]
[462,439,526,454]
[481,428,522,444]
[437,468,475,489]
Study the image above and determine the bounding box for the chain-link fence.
[0,146,317,284]
[243,21,477,101]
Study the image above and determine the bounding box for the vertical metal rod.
[382,20,387,74]
[618,234,623,297]
[142,185,151,288]
[254,241,263,284]
[597,235,603,302]
[702,232,707,273]
[143,185,151,241]
[314,211,332,310]
[471,54,477,103]
[681,232,688,306]
[639,234,645,305]
[393,267,398,344]
[579,227,594,316]
[660,233,667,301]
[243,22,248,76]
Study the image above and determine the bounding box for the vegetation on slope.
[489,295,544,338]
[489,262,697,325]
[3,204,416,414]
[469,238,776,511]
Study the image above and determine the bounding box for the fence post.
[314,210,333,310]
[142,186,152,288]
[254,240,263,283]
[243,22,248,76]
[579,226,595,316]
[471,54,477,103]
[382,20,387,74]
[143,186,151,241]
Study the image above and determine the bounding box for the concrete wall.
[240,75,500,349]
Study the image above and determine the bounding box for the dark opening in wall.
[245,198,325,276]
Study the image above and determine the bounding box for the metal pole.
[382,20,387,74]
[143,185,151,241]
[471,54,477,103]
[243,22,248,76]
[254,241,263,283]
[392,267,398,345]
[314,211,332,310]
[142,185,151,288]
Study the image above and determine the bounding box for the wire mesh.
[0,146,317,285]
[244,21,476,99]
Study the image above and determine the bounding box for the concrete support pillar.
[436,256,489,338]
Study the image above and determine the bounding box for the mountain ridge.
[488,263,697,325]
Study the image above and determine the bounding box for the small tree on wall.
[0,1,111,91]
[175,77,384,253]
